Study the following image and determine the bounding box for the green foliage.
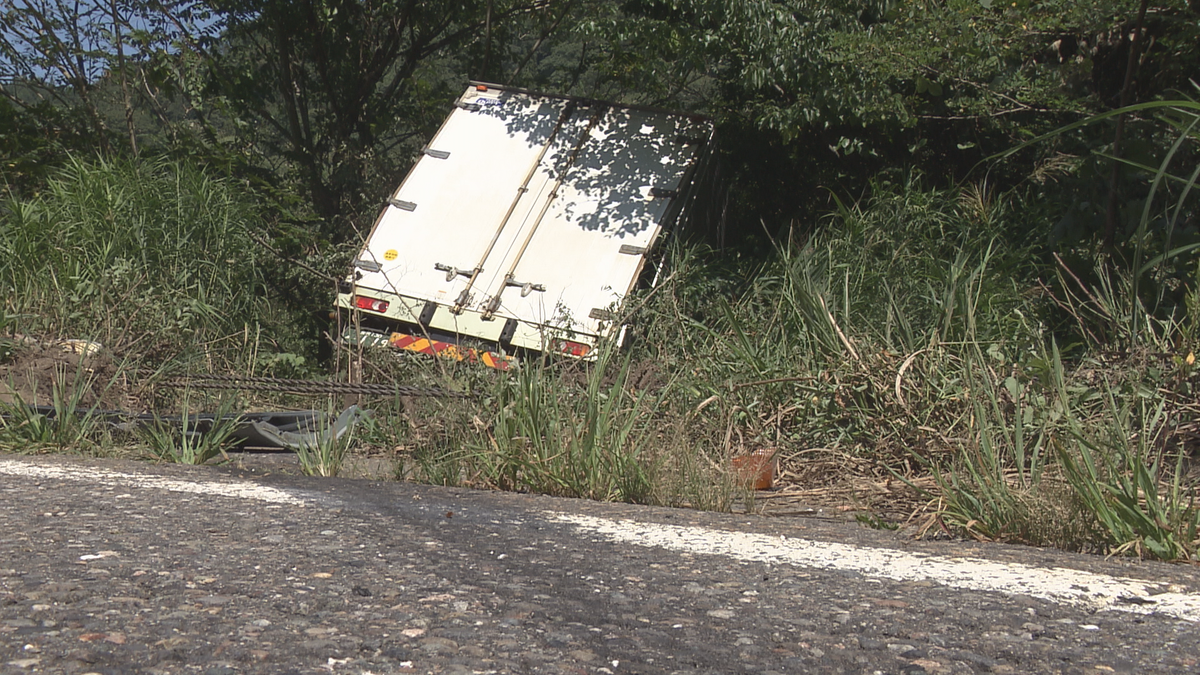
[926,100,1200,557]
[589,0,1199,134]
[0,97,81,198]
[1058,384,1200,561]
[655,176,1032,388]
[925,342,1094,548]
[353,344,740,509]
[139,398,242,465]
[0,0,1197,565]
[293,403,365,477]
[570,1,1200,239]
[187,0,534,238]
[928,338,1200,560]
[0,156,266,365]
[626,172,1200,560]
[3,0,1195,251]
[384,347,663,502]
[1005,97,1200,347]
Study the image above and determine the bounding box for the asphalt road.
[1,454,1198,675]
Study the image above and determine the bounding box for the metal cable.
[156,373,473,399]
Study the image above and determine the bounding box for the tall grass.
[1058,382,1199,560]
[481,350,656,501]
[0,156,266,367]
[294,402,368,477]
[0,379,105,454]
[618,159,1199,559]
[139,396,243,465]
[354,345,742,509]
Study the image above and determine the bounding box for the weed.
[139,397,242,465]
[0,358,115,453]
[855,513,900,530]
[2,117,1198,564]
[1058,386,1200,560]
[294,404,368,477]
[0,157,270,368]
[0,396,59,450]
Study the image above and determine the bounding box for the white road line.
[556,513,1200,623]
[0,459,308,506]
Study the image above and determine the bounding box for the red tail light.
[557,340,591,357]
[354,295,390,313]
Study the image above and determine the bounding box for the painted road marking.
[556,514,1200,622]
[0,459,307,506]
[3,458,1196,622]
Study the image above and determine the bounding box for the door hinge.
[433,263,474,282]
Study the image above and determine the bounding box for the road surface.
[1,454,1198,674]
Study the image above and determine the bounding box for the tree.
[0,0,217,158]
[566,0,1200,241]
[177,0,553,242]
[1,0,119,153]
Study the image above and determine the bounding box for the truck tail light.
[557,340,591,357]
[354,295,390,313]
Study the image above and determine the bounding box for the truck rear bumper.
[337,290,604,363]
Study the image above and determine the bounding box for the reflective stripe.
[388,332,514,371]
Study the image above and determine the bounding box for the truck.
[335,82,715,369]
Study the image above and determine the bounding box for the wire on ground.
[158,373,473,399]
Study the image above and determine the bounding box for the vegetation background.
[2,0,1199,560]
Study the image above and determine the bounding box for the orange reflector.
[354,295,390,313]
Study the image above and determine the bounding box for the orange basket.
[731,448,777,490]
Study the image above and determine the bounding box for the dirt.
[0,340,144,411]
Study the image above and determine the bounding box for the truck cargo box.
[335,83,714,367]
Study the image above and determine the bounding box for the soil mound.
[0,339,143,411]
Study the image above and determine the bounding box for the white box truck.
[335,83,714,369]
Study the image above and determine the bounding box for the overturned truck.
[335,83,715,368]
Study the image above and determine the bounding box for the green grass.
[478,349,656,502]
[350,145,1199,561]
[294,402,366,477]
[363,346,739,508]
[139,396,243,465]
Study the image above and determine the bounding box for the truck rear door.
[352,84,710,348]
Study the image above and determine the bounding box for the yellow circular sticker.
[383,249,398,261]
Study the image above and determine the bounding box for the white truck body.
[335,83,713,362]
